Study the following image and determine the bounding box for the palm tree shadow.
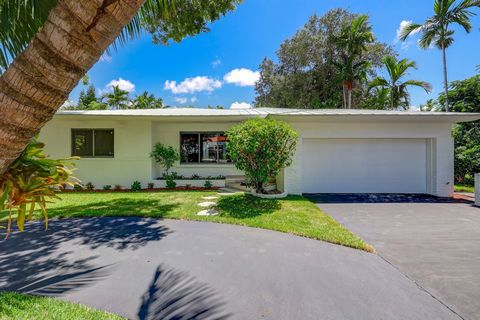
[138,264,231,320]
[0,217,171,295]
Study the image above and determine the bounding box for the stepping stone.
[202,196,219,200]
[198,201,216,207]
[197,209,219,216]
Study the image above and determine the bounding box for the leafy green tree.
[368,56,432,110]
[399,0,480,112]
[361,87,391,110]
[103,86,130,110]
[226,118,298,193]
[255,9,393,109]
[438,75,480,184]
[133,91,164,109]
[150,143,180,175]
[78,85,98,109]
[332,15,374,109]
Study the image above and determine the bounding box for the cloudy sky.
[70,0,480,109]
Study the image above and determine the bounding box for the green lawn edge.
[0,292,124,320]
[1,191,374,252]
[454,184,475,193]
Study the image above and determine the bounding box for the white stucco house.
[39,108,480,197]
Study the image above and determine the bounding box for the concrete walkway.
[308,194,480,320]
[0,218,461,320]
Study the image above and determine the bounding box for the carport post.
[475,174,479,207]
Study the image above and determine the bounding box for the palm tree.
[333,15,374,109]
[133,91,164,109]
[399,0,480,112]
[103,86,130,110]
[369,56,432,110]
[0,0,240,174]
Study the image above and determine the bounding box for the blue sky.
[69,0,480,109]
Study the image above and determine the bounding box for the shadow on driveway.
[305,193,472,204]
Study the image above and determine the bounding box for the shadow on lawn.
[0,217,171,295]
[138,264,231,320]
[45,198,180,219]
[216,194,281,219]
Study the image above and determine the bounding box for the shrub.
[216,175,225,180]
[103,185,112,190]
[73,184,84,191]
[85,182,95,191]
[131,181,142,191]
[165,178,176,189]
[0,138,78,236]
[113,184,123,191]
[204,180,213,188]
[227,118,298,193]
[150,143,179,175]
[190,174,201,180]
[147,182,155,189]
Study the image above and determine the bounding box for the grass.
[455,184,475,193]
[0,292,124,320]
[0,191,372,252]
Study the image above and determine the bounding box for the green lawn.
[1,191,372,252]
[455,185,475,193]
[0,292,124,320]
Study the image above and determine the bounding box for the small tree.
[150,143,180,176]
[227,118,298,193]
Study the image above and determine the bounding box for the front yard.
[1,191,372,252]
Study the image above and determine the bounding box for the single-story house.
[39,108,480,197]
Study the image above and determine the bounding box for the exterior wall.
[40,116,455,197]
[283,121,455,197]
[151,121,242,179]
[39,118,153,188]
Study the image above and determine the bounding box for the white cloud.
[230,102,252,109]
[164,76,222,94]
[106,78,135,93]
[174,97,188,104]
[100,53,112,63]
[224,68,260,87]
[212,59,221,68]
[60,99,75,109]
[190,96,198,103]
[395,20,421,50]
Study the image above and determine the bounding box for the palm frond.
[398,22,423,41]
[402,79,433,93]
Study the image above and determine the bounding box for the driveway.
[307,194,480,320]
[0,218,460,320]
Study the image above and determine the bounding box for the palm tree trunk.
[347,88,352,109]
[442,45,449,112]
[342,85,347,109]
[0,0,145,174]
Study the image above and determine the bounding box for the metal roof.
[55,107,480,123]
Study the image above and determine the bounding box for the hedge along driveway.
[0,191,372,252]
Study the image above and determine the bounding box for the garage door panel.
[302,139,427,194]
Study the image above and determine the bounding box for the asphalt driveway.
[0,218,460,320]
[308,194,480,320]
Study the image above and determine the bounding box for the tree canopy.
[254,9,395,109]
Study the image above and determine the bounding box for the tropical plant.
[147,182,155,189]
[165,178,176,189]
[0,0,241,175]
[0,138,78,237]
[255,9,394,109]
[332,15,375,109]
[103,185,112,191]
[85,182,95,191]
[369,56,432,110]
[131,180,142,191]
[204,180,213,188]
[226,118,298,193]
[399,0,480,112]
[102,85,130,110]
[132,91,164,109]
[113,184,123,191]
[150,143,180,175]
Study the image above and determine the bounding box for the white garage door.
[302,138,427,194]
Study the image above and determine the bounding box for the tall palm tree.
[0,0,240,174]
[399,0,480,112]
[333,15,374,109]
[103,85,130,109]
[133,91,164,109]
[369,56,432,110]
